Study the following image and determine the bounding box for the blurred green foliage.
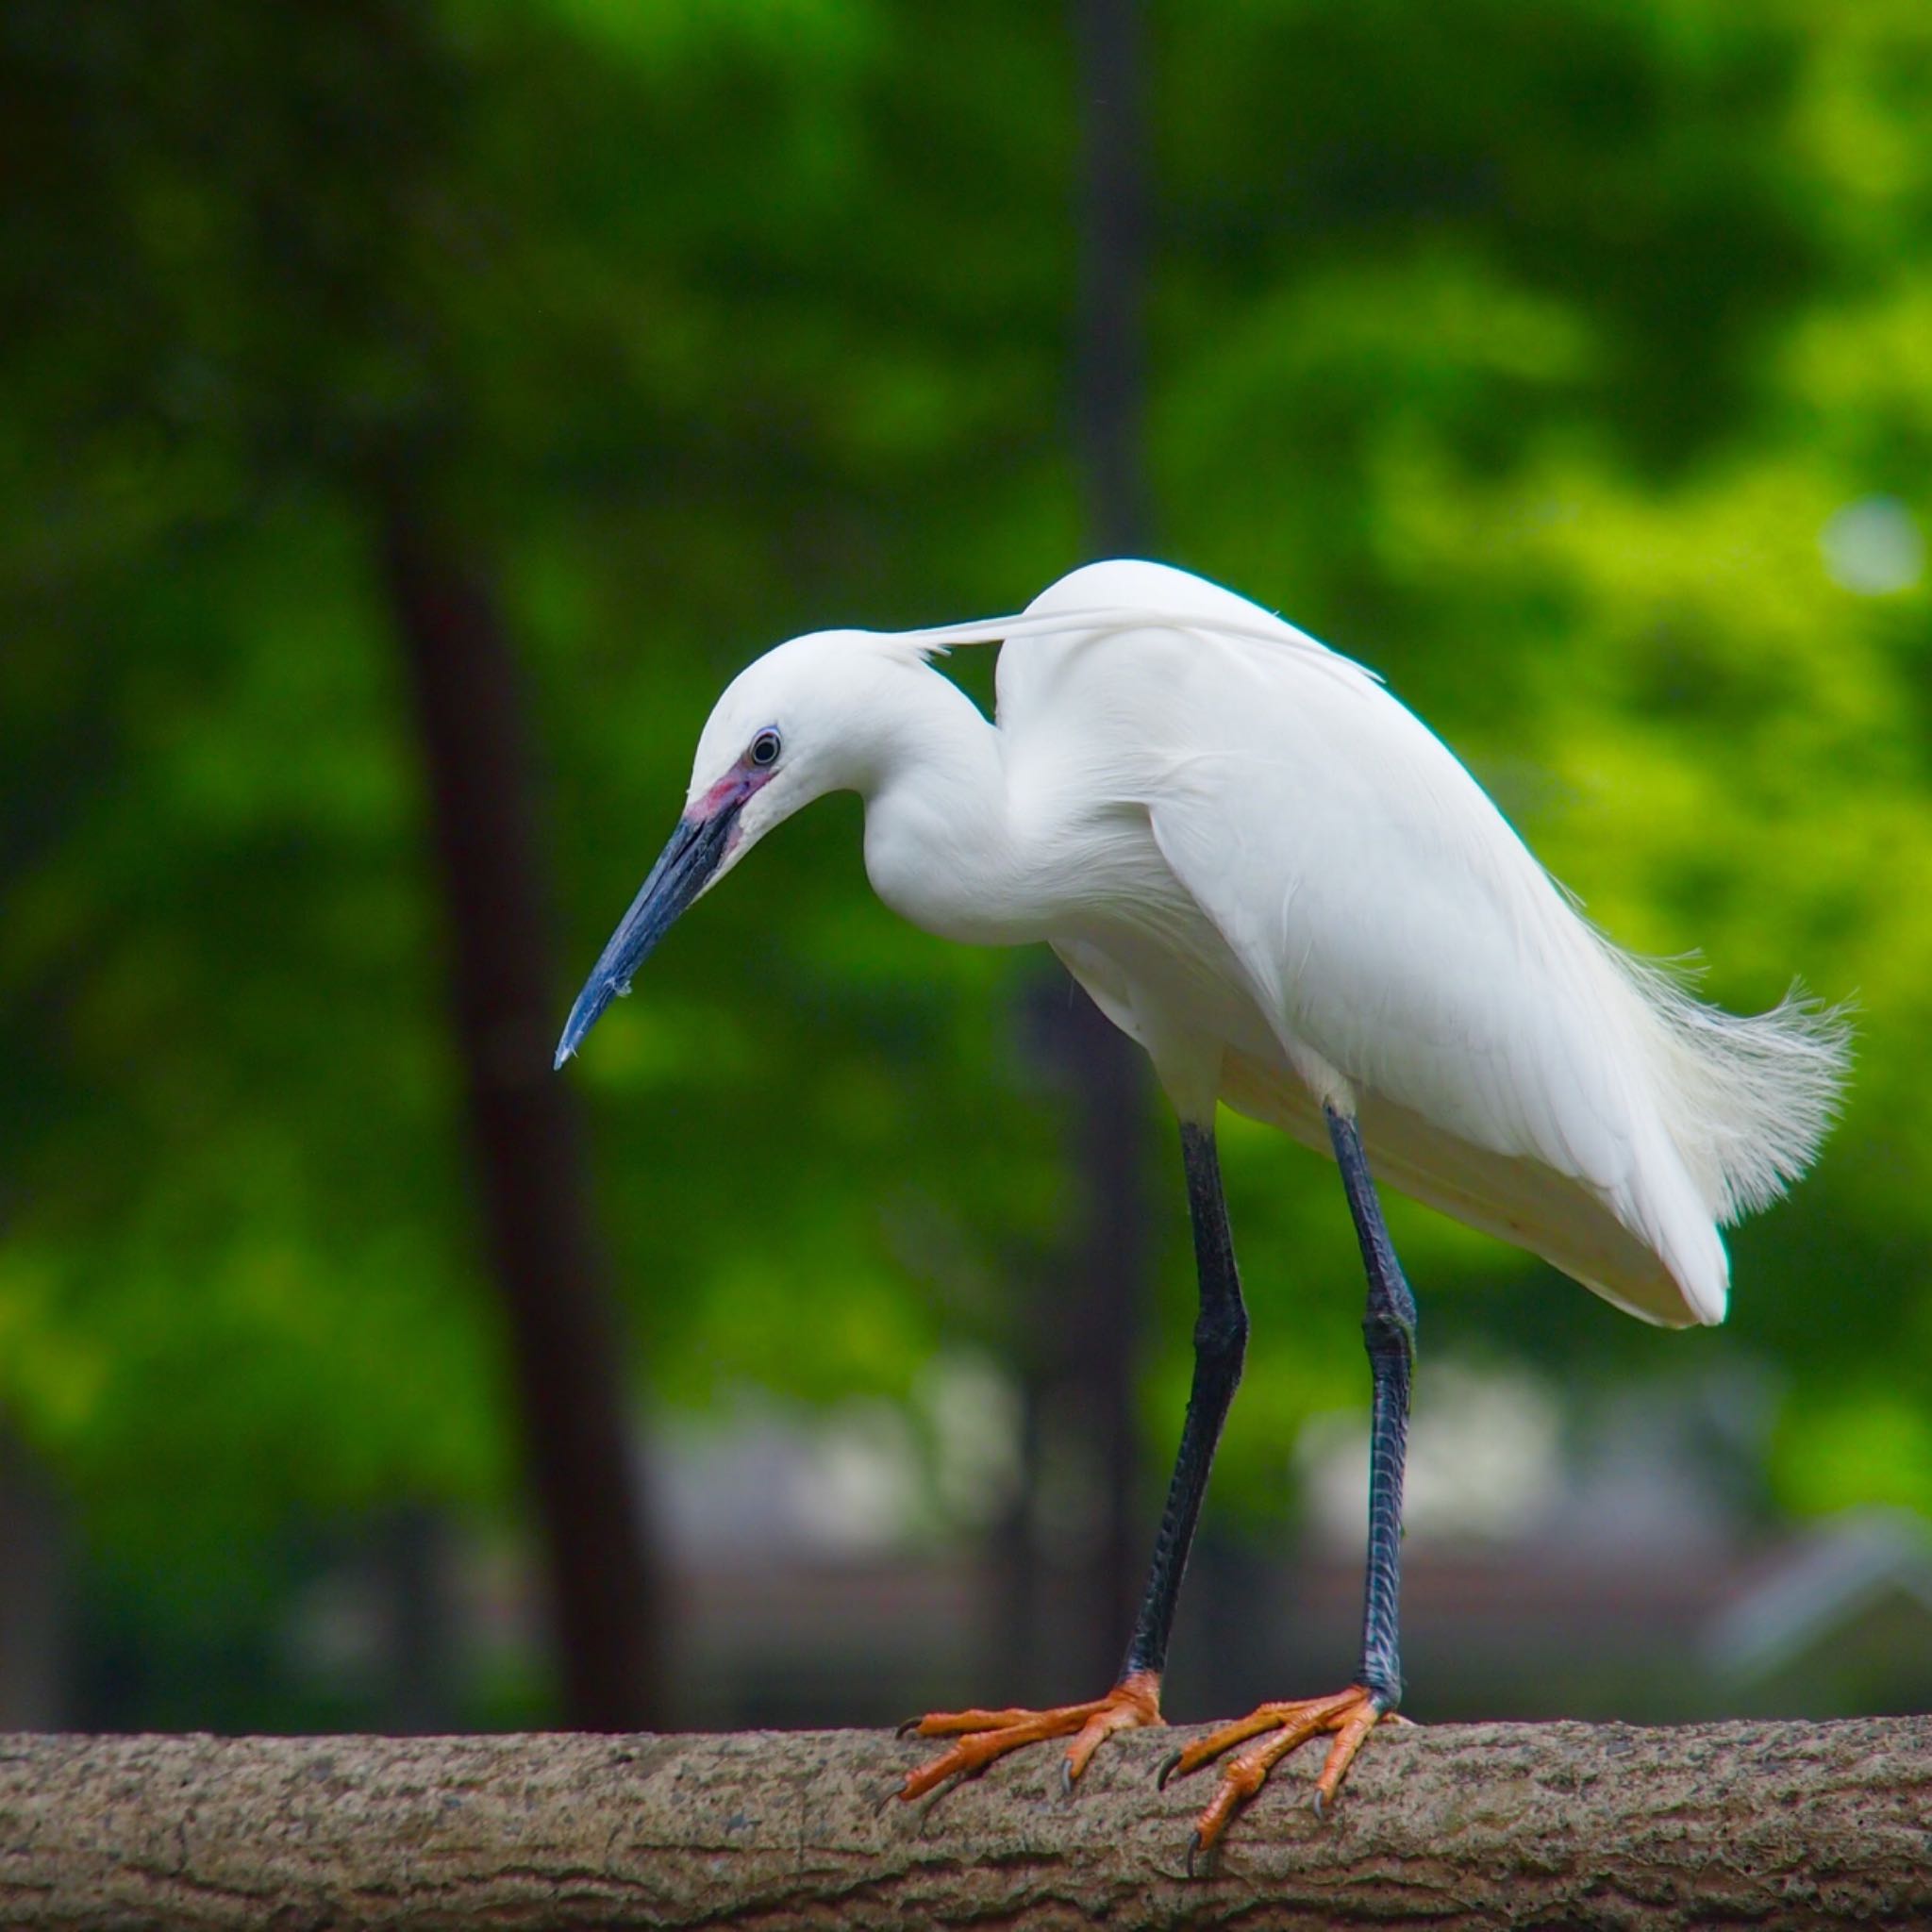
[2,0,1926,1649]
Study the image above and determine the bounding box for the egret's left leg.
[1161,1106,1414,1860]
[898,1121,1247,1802]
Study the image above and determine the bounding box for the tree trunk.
[0,1430,65,1728]
[3,1720,1925,1928]
[381,497,663,1731]
[1073,0,1148,556]
[1024,0,1157,1696]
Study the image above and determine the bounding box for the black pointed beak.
[554,804,741,1067]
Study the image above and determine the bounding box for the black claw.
[1156,1748,1184,1790]
[1309,1788,1326,1821]
[1060,1757,1075,1797]
[894,1717,924,1740]
[1184,1830,1204,1880]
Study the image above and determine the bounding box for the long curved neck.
[856,664,1037,946]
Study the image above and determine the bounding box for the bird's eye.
[749,728,782,768]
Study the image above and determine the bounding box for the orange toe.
[898,1669,1162,1803]
[1161,1684,1390,1864]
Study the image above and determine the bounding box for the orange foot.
[1158,1683,1390,1870]
[897,1669,1163,1801]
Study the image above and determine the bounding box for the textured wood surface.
[2,1718,1927,1928]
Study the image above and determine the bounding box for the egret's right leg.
[897,1120,1248,1800]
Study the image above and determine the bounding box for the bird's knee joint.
[1362,1308,1413,1365]
[1195,1307,1248,1367]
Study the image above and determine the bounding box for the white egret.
[557,559,1847,1859]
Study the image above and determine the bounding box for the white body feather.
[693,560,1849,1328]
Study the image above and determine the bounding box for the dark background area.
[3,0,1928,1740]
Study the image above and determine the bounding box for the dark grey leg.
[1119,1121,1249,1681]
[1324,1105,1414,1709]
[900,1120,1251,1806]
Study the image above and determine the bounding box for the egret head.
[554,629,925,1066]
